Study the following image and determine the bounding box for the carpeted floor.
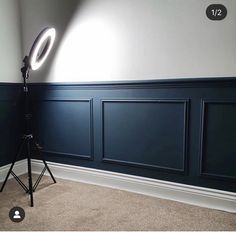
[0,175,235,231]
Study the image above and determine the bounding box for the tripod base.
[0,134,56,207]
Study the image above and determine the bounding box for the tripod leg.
[33,140,56,184]
[0,138,26,192]
[27,139,34,207]
[42,159,56,183]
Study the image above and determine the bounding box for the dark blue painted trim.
[28,79,236,192]
[0,83,21,86]
[101,99,189,174]
[29,77,236,89]
[199,99,236,181]
[42,150,92,160]
[35,98,94,161]
[102,158,185,173]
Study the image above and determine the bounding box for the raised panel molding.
[34,98,94,161]
[26,79,236,193]
[101,99,189,174]
[199,99,236,180]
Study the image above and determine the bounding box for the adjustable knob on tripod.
[34,143,43,150]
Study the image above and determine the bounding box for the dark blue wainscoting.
[101,99,188,174]
[33,98,93,160]
[29,78,236,192]
[0,83,22,167]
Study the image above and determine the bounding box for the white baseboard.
[30,159,236,213]
[0,159,27,182]
[1,159,235,213]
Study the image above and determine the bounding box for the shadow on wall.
[44,0,87,82]
[20,0,87,82]
[26,0,125,83]
[21,0,236,83]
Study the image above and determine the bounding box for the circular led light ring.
[29,27,56,70]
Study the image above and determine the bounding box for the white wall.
[19,0,236,83]
[0,0,22,83]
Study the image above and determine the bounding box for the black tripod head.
[21,56,30,81]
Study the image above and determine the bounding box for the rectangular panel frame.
[199,99,236,180]
[35,98,94,161]
[101,99,189,174]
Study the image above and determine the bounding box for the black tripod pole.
[0,56,56,207]
[22,58,34,206]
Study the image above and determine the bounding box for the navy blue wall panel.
[28,78,236,192]
[200,100,236,180]
[34,98,93,160]
[102,99,188,174]
[0,84,22,167]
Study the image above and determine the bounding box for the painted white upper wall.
[0,0,22,83]
[19,0,236,82]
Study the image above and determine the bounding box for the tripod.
[0,57,56,207]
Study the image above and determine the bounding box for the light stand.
[0,28,57,207]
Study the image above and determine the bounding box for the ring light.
[29,27,56,70]
[0,27,57,207]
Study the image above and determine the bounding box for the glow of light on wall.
[49,18,123,82]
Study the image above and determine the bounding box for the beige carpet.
[0,175,235,231]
